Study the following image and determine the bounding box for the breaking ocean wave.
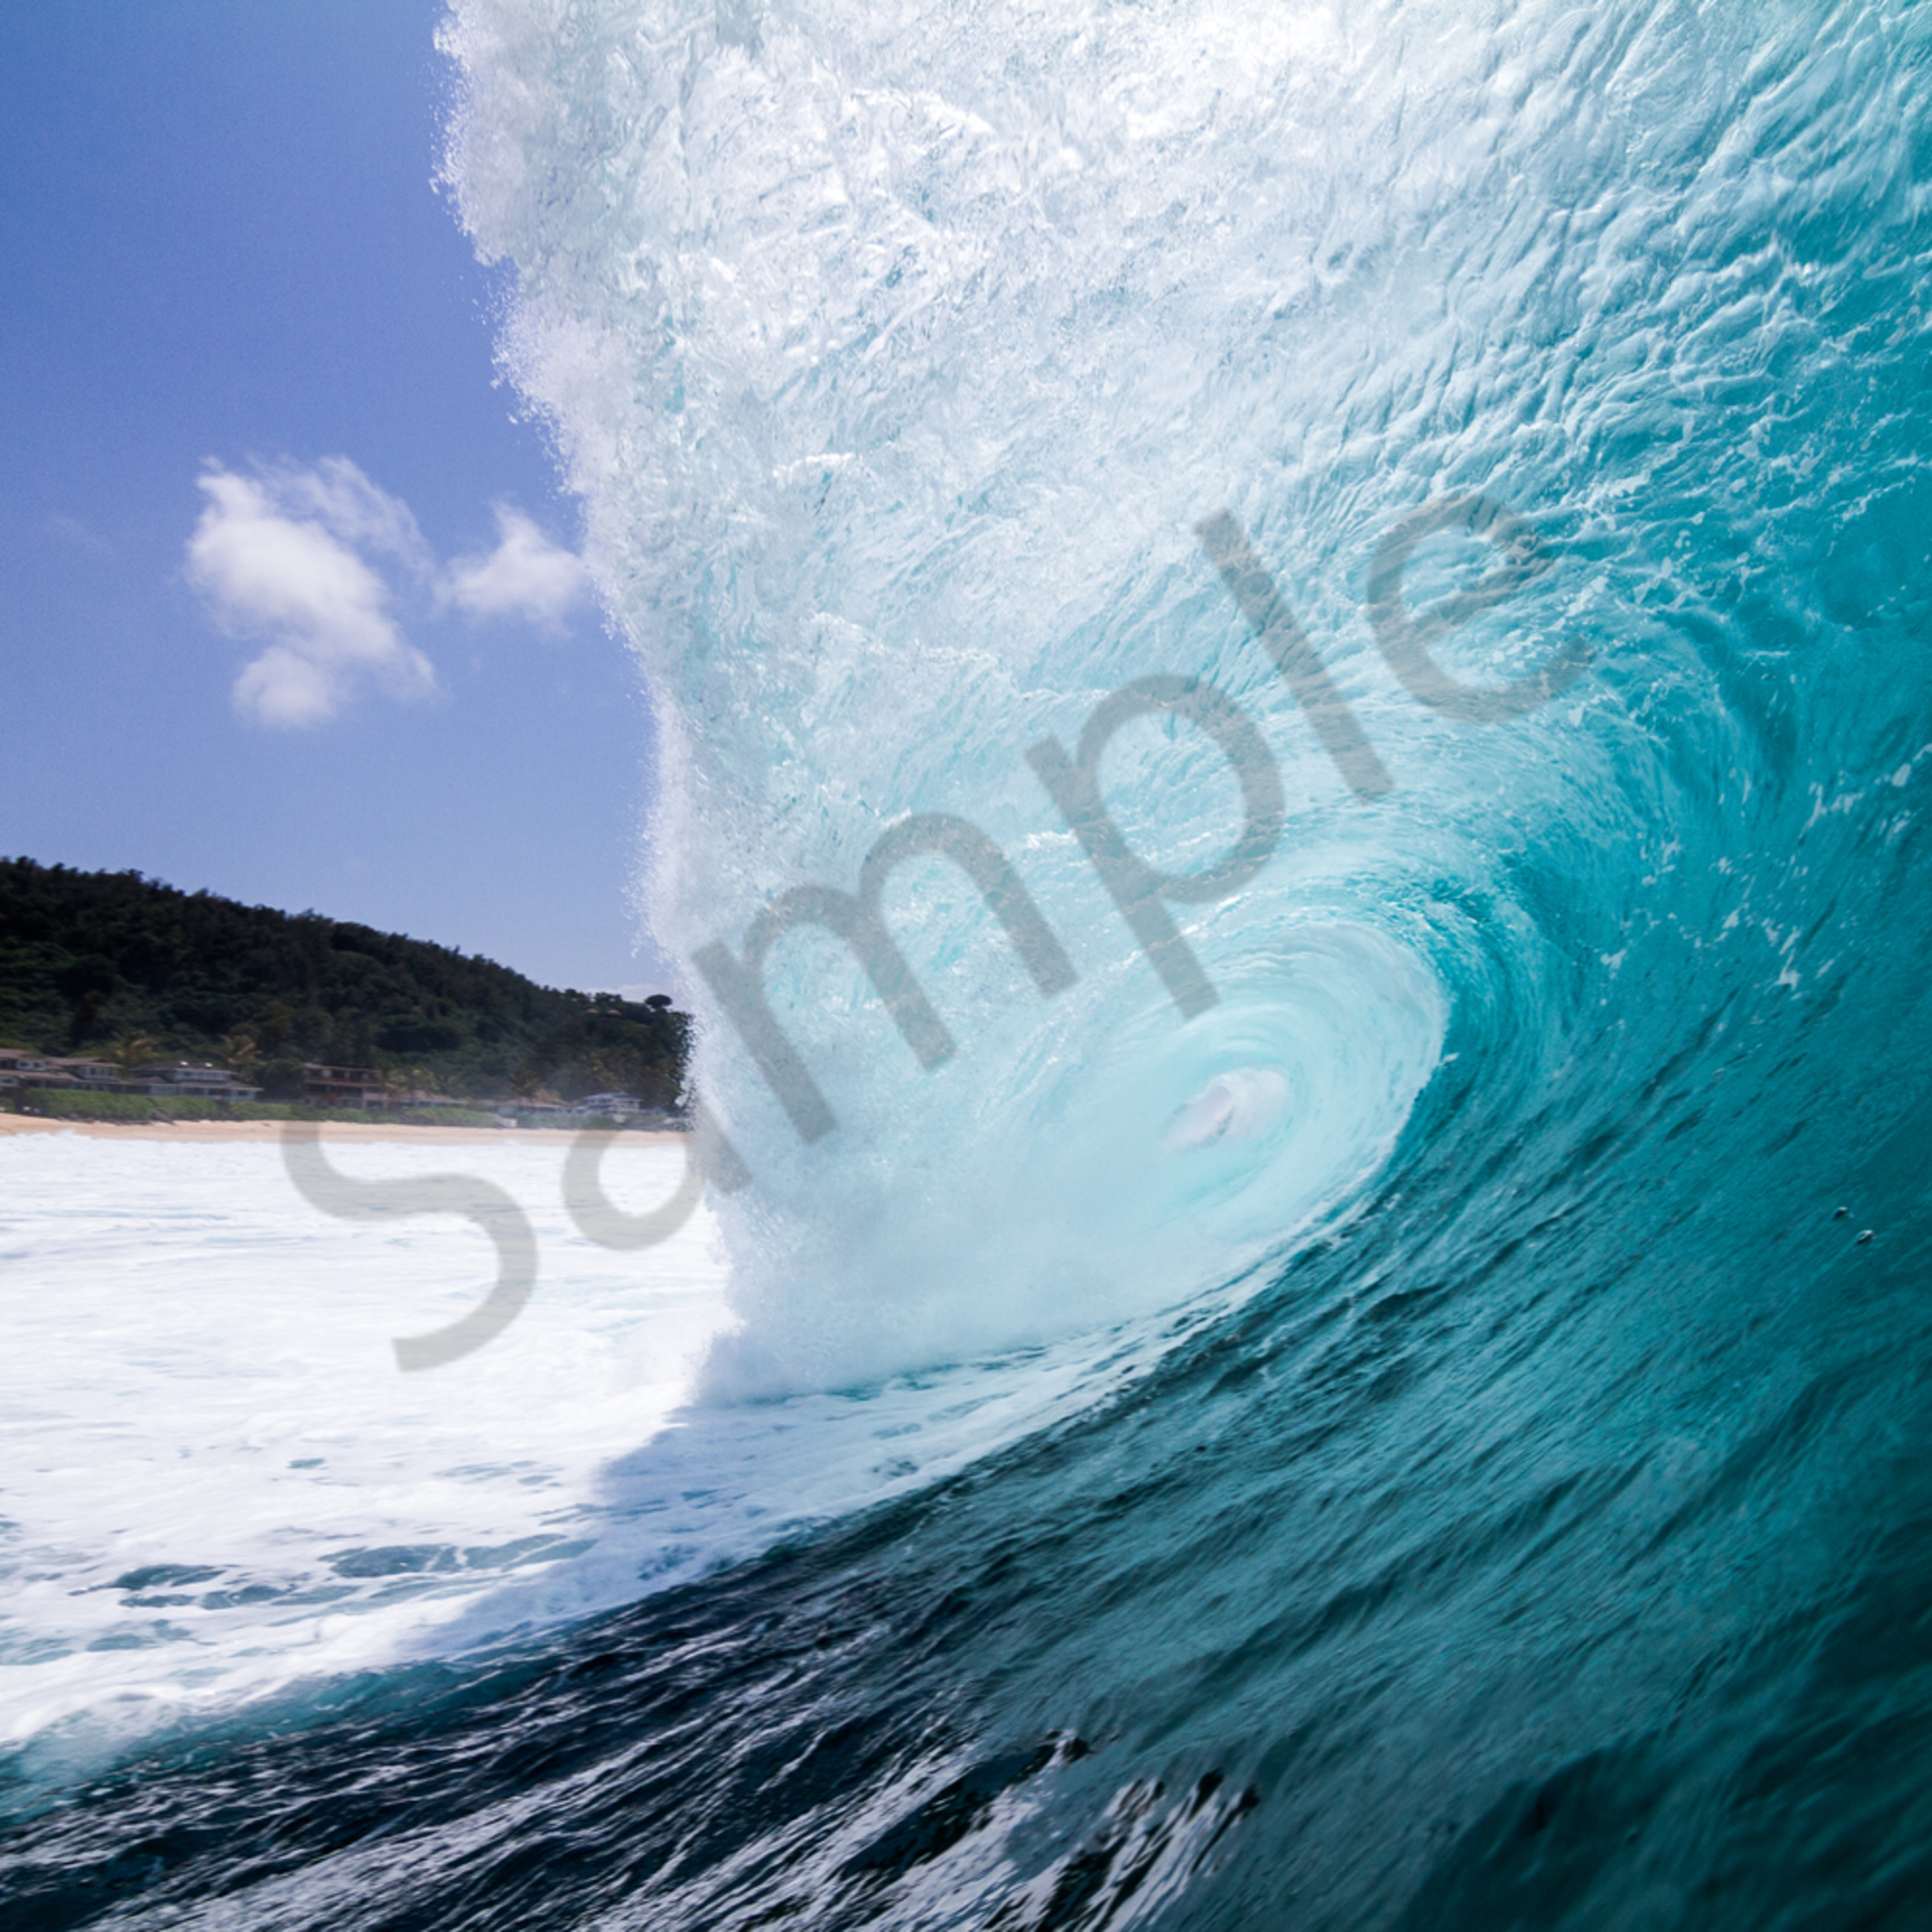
[8,2,1932,1925]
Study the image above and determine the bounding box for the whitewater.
[8,0,1932,1925]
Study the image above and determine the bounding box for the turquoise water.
[8,2,1932,1924]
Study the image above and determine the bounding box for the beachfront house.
[0,1051,53,1096]
[301,1064,388,1109]
[132,1062,263,1101]
[574,1092,647,1116]
[570,1093,686,1129]
[2,1053,152,1093]
[55,1057,121,1087]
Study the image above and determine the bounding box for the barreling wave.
[431,0,1932,1407]
[8,2,1932,1925]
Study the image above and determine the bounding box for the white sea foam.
[0,1130,1238,1781]
[0,1135,713,1755]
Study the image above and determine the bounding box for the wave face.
[12,2,1932,1926]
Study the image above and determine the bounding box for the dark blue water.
[9,1,1932,1924]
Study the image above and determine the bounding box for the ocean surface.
[8,0,1932,1924]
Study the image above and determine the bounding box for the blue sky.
[0,2,671,995]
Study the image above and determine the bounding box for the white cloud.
[186,463,435,728]
[441,505,587,628]
[186,461,588,728]
[271,455,433,573]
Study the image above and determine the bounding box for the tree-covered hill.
[0,857,687,1105]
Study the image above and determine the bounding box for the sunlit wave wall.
[442,0,1932,1403]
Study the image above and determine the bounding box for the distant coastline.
[1,856,691,1113]
[0,1113,688,1148]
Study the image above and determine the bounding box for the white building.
[132,1062,263,1101]
[573,1092,646,1115]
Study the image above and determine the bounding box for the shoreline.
[0,1115,689,1148]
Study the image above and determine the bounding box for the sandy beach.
[0,1114,688,1148]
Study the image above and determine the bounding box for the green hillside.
[0,856,687,1106]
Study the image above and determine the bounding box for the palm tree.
[218,1031,261,1076]
[108,1034,157,1076]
